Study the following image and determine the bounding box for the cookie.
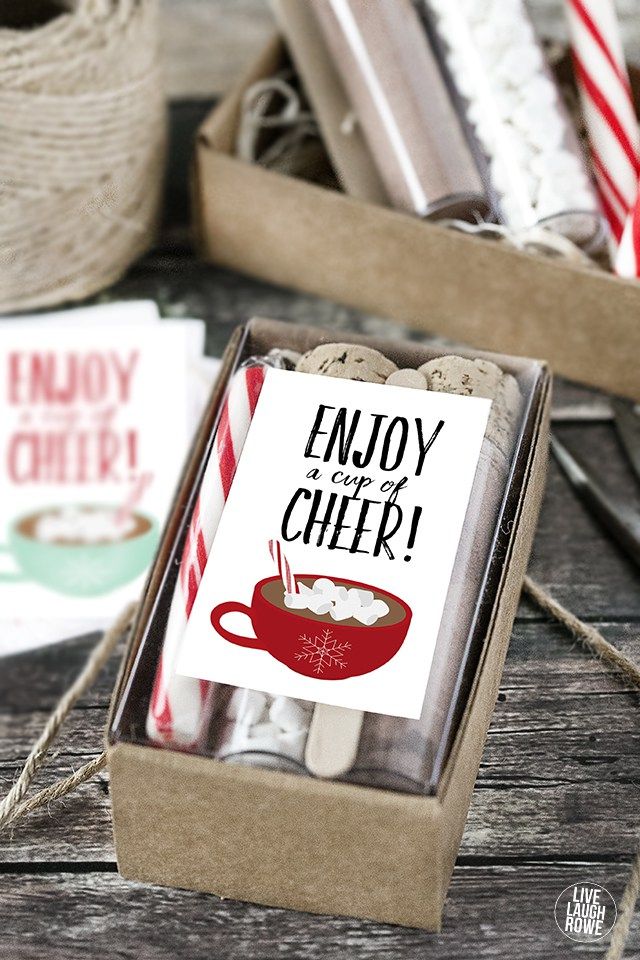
[419,355,522,459]
[296,343,398,383]
[419,355,503,399]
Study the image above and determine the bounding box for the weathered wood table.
[2,251,639,958]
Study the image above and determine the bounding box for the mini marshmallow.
[284,592,309,609]
[237,722,288,753]
[307,594,333,616]
[531,148,584,180]
[353,608,379,626]
[35,506,137,544]
[495,44,543,86]
[423,0,600,242]
[330,601,356,622]
[273,729,307,758]
[536,182,571,220]
[348,587,374,607]
[225,723,307,761]
[369,599,390,619]
[269,696,312,732]
[279,577,390,625]
[226,689,268,726]
[313,577,335,594]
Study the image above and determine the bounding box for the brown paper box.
[107,318,550,930]
[193,36,640,401]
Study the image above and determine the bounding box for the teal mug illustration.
[0,504,158,597]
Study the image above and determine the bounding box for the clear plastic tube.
[422,0,604,248]
[311,0,489,220]
[204,347,539,794]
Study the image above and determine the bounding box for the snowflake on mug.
[295,628,351,675]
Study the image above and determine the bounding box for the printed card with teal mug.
[0,323,191,621]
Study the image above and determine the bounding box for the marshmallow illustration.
[284,592,309,609]
[280,579,390,626]
[35,505,137,544]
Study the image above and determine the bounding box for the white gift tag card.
[0,321,192,625]
[178,367,491,719]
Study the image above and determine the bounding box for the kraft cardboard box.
[106,318,551,930]
[193,35,640,402]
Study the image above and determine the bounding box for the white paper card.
[0,322,192,628]
[178,368,491,719]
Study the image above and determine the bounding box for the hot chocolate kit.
[102,0,637,931]
[107,318,550,928]
[6,0,640,950]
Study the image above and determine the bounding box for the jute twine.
[235,77,600,269]
[0,579,638,954]
[0,601,137,830]
[0,0,166,313]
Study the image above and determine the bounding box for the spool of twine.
[0,0,166,313]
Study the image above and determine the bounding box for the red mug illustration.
[210,574,412,680]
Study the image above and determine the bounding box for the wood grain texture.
[1,864,637,960]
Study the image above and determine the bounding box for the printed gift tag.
[178,368,491,719]
[0,323,191,621]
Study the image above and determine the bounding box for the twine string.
[606,851,640,960]
[0,601,137,831]
[0,754,108,832]
[0,0,165,313]
[523,576,640,688]
[440,218,598,266]
[523,577,640,959]
[236,74,318,170]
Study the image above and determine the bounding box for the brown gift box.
[193,34,640,402]
[106,318,551,930]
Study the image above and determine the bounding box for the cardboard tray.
[193,35,640,402]
[107,318,550,930]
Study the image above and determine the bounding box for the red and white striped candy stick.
[565,0,640,245]
[146,362,267,748]
[615,185,640,276]
[268,538,297,595]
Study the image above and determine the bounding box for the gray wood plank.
[1,863,636,960]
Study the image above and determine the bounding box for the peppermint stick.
[146,363,266,748]
[268,539,297,595]
[565,0,640,245]
[616,186,640,277]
